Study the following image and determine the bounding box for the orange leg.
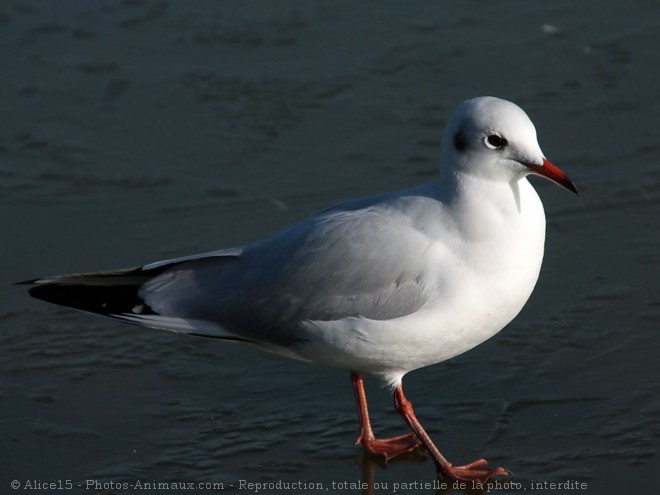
[393,385,509,483]
[351,372,422,461]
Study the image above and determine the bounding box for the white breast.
[288,177,546,385]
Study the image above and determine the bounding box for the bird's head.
[441,96,578,195]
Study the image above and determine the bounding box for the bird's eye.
[485,134,508,149]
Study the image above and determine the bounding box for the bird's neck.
[438,170,544,242]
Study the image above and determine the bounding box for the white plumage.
[25,96,577,482]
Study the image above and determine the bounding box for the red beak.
[527,158,579,195]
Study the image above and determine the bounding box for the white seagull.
[23,96,578,483]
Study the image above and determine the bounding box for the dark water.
[2,1,659,494]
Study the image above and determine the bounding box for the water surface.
[1,1,659,493]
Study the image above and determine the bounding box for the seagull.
[22,96,578,483]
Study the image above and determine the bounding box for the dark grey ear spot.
[453,130,467,151]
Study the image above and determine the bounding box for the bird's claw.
[356,432,423,461]
[440,458,510,484]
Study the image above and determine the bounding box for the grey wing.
[140,201,440,345]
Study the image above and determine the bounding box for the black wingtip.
[26,282,155,317]
[27,284,76,306]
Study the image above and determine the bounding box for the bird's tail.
[19,250,254,342]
